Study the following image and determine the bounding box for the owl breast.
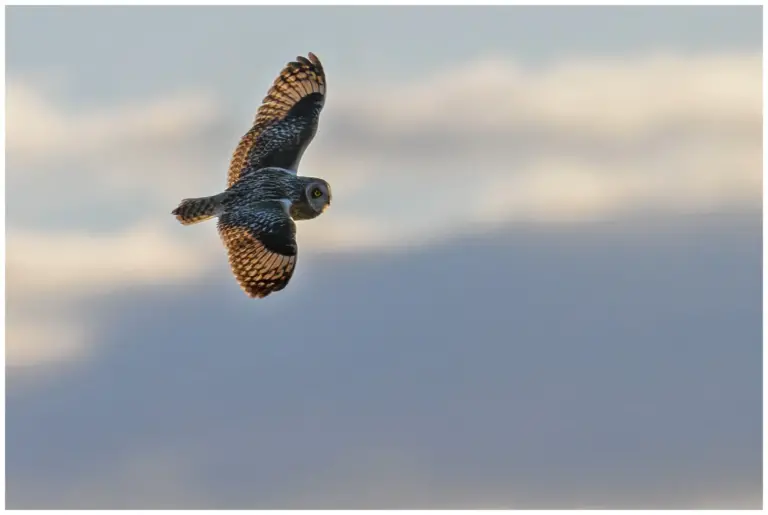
[290,202,320,221]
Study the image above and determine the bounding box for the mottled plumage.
[227,52,326,188]
[172,53,331,299]
[218,200,298,298]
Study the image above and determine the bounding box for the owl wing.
[227,53,327,188]
[217,201,298,298]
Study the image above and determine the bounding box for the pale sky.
[4,5,763,509]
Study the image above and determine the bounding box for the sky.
[4,5,763,509]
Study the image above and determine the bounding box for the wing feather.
[217,201,298,298]
[227,52,326,188]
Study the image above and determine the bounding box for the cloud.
[5,78,227,219]
[301,50,761,240]
[3,78,235,371]
[7,50,761,242]
[5,318,88,370]
[7,447,208,509]
[5,210,760,509]
[6,222,212,299]
[6,79,219,166]
[472,139,762,224]
[4,50,762,369]
[8,441,761,509]
[5,222,216,368]
[330,51,761,140]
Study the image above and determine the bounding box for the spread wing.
[217,201,298,298]
[227,52,326,188]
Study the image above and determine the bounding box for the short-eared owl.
[172,52,331,299]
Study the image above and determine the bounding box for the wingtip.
[292,52,321,67]
[310,52,323,69]
[295,52,320,67]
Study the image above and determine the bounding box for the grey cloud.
[6,212,761,509]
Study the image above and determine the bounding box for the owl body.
[171,52,332,299]
[224,167,331,222]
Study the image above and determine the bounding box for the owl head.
[304,178,332,215]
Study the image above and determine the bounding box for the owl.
[172,52,331,299]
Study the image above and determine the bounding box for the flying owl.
[171,52,331,299]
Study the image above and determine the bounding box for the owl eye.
[311,187,323,198]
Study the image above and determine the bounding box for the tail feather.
[172,194,225,225]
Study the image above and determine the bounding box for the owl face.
[305,179,332,214]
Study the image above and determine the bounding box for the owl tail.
[172,193,227,225]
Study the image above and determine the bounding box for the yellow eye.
[312,188,323,198]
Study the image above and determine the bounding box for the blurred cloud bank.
[6,214,761,508]
[6,49,761,369]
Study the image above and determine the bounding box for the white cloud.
[6,79,219,165]
[332,52,761,140]
[5,222,216,368]
[5,317,88,370]
[6,222,213,299]
[472,137,762,224]
[7,51,761,252]
[5,78,226,213]
[4,79,230,369]
[3,80,231,371]
[306,50,761,243]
